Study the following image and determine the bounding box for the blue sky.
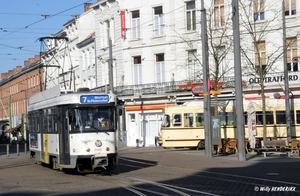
[0,0,94,76]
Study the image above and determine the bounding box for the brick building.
[0,55,43,142]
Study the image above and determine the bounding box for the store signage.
[120,10,126,38]
[248,74,299,84]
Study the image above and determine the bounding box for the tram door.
[39,110,45,161]
[58,108,70,165]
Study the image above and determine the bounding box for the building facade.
[0,55,43,142]
[0,0,299,146]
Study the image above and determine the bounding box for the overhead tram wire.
[0,0,93,39]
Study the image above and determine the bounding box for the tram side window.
[28,113,35,132]
[276,111,286,124]
[244,112,247,125]
[219,112,234,126]
[42,109,47,132]
[256,111,274,124]
[29,112,39,133]
[173,114,181,126]
[296,110,300,124]
[196,113,204,127]
[277,110,294,124]
[184,113,193,127]
[47,108,56,132]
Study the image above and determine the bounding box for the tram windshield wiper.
[90,125,110,135]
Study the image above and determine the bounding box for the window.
[256,111,274,124]
[162,115,170,127]
[187,50,197,80]
[254,41,266,73]
[276,110,294,124]
[196,113,204,127]
[253,0,265,21]
[286,37,298,72]
[285,0,296,16]
[296,110,300,124]
[214,0,225,27]
[173,114,181,126]
[184,113,194,127]
[156,54,165,83]
[216,46,226,79]
[69,107,114,132]
[186,1,196,31]
[133,56,142,85]
[43,109,48,132]
[105,20,110,45]
[219,112,234,126]
[131,10,140,39]
[154,6,164,36]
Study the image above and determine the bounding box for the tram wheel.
[107,157,116,170]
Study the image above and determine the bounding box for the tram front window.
[68,107,114,132]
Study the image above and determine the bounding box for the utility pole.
[201,0,212,158]
[232,0,246,161]
[282,0,291,141]
[108,39,114,93]
[9,95,12,143]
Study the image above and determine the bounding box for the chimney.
[16,66,22,72]
[24,60,29,66]
[1,73,8,80]
[34,54,40,61]
[84,3,92,12]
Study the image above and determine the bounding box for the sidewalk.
[119,146,300,163]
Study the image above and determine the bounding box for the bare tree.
[239,0,300,140]
[170,1,234,95]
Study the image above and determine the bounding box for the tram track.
[82,156,220,196]
[79,157,300,196]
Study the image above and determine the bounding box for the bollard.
[6,144,9,157]
[17,143,19,156]
[25,143,27,155]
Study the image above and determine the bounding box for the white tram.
[28,86,123,173]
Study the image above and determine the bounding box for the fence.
[0,143,27,157]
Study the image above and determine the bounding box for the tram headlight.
[95,140,102,147]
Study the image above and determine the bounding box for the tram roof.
[28,86,117,111]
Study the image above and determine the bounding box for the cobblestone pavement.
[1,146,300,195]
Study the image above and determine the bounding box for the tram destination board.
[80,95,109,103]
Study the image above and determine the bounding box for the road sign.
[210,100,226,106]
[210,90,221,95]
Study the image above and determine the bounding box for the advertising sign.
[120,10,126,38]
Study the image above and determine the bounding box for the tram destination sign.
[80,95,109,103]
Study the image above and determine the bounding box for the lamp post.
[232,0,246,161]
[201,0,212,158]
[282,0,291,141]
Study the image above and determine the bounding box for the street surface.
[1,145,300,195]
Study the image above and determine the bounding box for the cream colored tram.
[158,98,300,149]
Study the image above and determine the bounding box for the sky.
[0,0,95,75]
